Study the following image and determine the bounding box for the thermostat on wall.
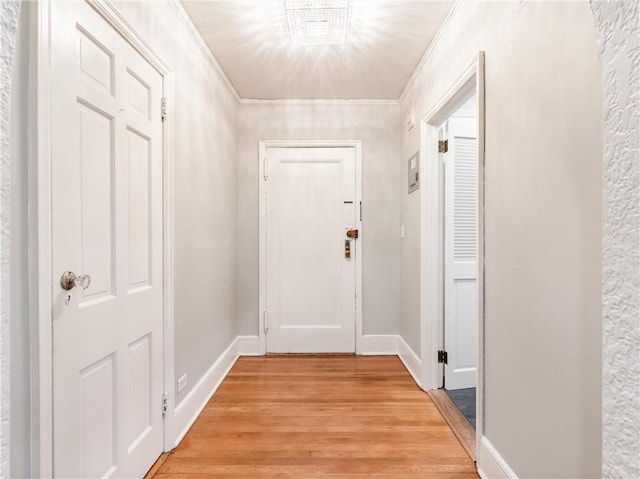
[408,152,419,194]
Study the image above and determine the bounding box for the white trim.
[161,75,176,453]
[36,0,174,473]
[418,53,485,443]
[477,437,518,479]
[34,2,53,475]
[420,56,482,390]
[240,98,398,105]
[398,0,461,104]
[172,338,239,447]
[237,335,261,356]
[89,0,171,75]
[258,140,363,355]
[360,335,399,355]
[398,336,422,389]
[168,0,241,103]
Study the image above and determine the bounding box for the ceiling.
[180,1,455,100]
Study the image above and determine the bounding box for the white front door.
[50,2,164,477]
[443,118,478,390]
[264,147,358,353]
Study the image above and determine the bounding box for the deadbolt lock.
[345,239,351,259]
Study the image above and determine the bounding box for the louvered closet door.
[444,118,478,390]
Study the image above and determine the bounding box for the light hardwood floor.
[149,355,479,478]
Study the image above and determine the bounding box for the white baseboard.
[237,335,260,355]
[172,337,239,447]
[360,334,399,355]
[477,436,518,479]
[398,336,422,388]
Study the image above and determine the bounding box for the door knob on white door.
[60,271,92,291]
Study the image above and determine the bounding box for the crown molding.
[398,0,461,104]
[170,0,241,103]
[239,98,399,105]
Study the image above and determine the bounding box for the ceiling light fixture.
[285,0,350,46]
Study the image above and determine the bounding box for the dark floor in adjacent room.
[445,388,476,429]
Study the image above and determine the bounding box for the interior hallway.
[147,356,478,478]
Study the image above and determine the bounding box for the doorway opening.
[440,92,479,429]
[419,53,485,459]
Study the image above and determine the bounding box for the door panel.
[265,147,357,353]
[51,2,164,477]
[444,118,478,390]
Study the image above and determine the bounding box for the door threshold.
[266,353,357,356]
[428,389,476,462]
[143,452,170,479]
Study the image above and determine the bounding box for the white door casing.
[264,147,359,353]
[443,117,478,390]
[50,2,164,477]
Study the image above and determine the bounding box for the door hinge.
[161,97,168,122]
[438,139,448,153]
[162,393,168,418]
[437,350,448,364]
[263,311,269,334]
[263,158,268,181]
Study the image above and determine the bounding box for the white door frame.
[419,53,485,446]
[258,140,363,355]
[34,1,175,475]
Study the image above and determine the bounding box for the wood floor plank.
[152,355,479,478]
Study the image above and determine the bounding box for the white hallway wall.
[400,1,603,478]
[236,102,403,338]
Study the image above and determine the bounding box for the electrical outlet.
[177,373,187,394]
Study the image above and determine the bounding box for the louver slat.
[453,137,477,261]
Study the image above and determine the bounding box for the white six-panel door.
[265,147,357,353]
[50,2,164,477]
[444,118,478,390]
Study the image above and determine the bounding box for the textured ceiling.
[180,0,455,100]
